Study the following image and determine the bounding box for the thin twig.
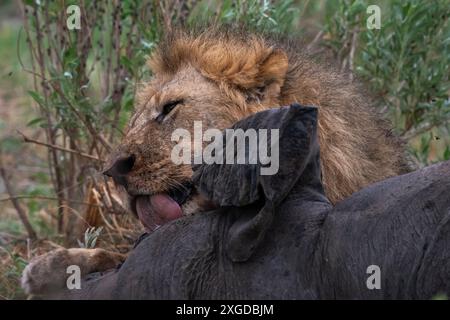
[0,231,22,241]
[50,82,113,152]
[21,2,67,233]
[307,30,324,51]
[0,154,37,241]
[18,131,103,162]
[348,27,359,80]
[0,195,102,207]
[402,118,450,140]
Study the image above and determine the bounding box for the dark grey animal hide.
[54,104,450,299]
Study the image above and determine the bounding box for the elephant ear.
[192,103,319,262]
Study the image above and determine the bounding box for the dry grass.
[0,214,142,300]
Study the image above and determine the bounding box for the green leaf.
[443,146,450,161]
[26,117,45,127]
[27,90,46,107]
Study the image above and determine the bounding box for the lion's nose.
[103,155,136,185]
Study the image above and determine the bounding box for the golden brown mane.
[148,27,410,203]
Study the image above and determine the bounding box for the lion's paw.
[21,248,125,297]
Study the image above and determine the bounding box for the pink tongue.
[136,194,182,232]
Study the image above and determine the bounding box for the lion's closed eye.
[155,99,184,123]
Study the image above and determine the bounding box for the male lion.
[22,27,410,296]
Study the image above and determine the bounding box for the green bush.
[322,0,450,165]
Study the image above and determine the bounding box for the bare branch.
[348,27,359,80]
[402,118,450,140]
[18,131,103,162]
[0,195,101,207]
[0,153,37,241]
[307,30,324,51]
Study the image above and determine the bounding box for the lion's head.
[103,27,409,231]
[103,29,291,230]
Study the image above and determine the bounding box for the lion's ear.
[248,49,289,103]
[257,49,289,86]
